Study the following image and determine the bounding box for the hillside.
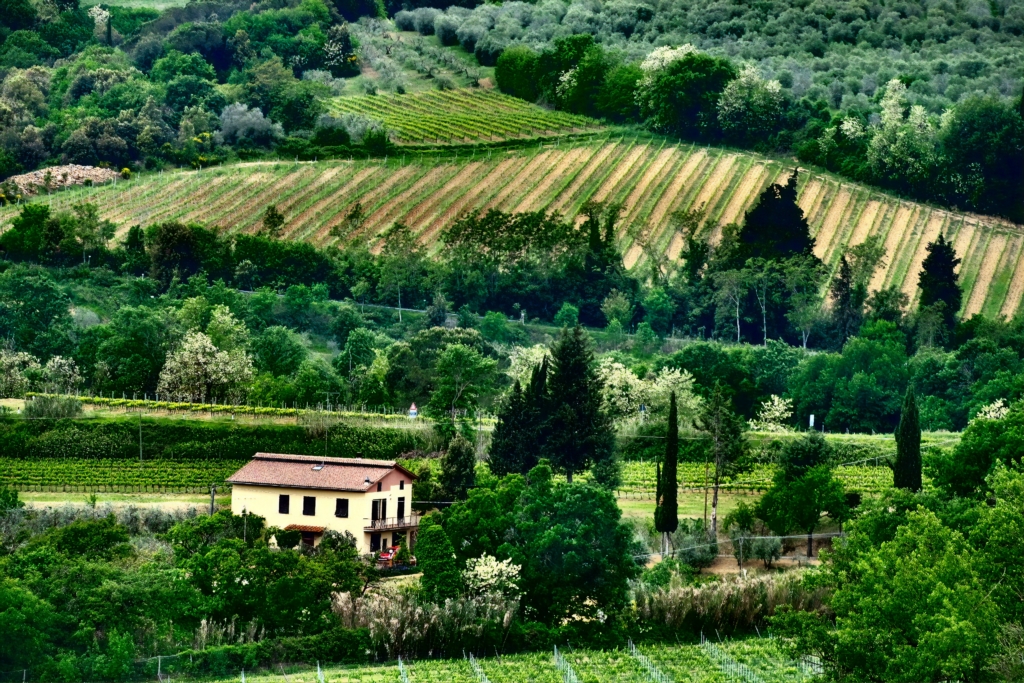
[3,129,1021,318]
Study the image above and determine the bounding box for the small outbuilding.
[227,452,418,553]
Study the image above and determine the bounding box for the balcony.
[365,515,421,532]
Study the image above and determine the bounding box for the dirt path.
[900,211,947,301]
[515,146,591,212]
[870,203,914,292]
[999,237,1024,318]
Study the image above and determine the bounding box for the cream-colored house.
[227,452,419,553]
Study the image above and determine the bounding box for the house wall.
[230,468,414,554]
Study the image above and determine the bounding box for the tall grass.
[632,571,829,633]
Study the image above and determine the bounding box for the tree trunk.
[711,481,720,537]
[734,299,741,342]
[566,470,573,484]
[807,530,813,558]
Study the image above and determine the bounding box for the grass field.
[329,90,602,144]
[2,127,1019,314]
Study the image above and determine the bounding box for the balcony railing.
[365,515,421,531]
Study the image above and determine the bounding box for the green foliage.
[735,171,815,264]
[918,233,962,342]
[440,434,476,500]
[638,53,737,139]
[757,463,847,557]
[441,463,639,622]
[23,394,82,419]
[553,303,579,329]
[416,520,462,601]
[654,391,678,535]
[894,386,922,491]
[31,514,132,559]
[495,45,538,102]
[0,415,429,461]
[544,326,614,482]
[780,509,999,682]
[0,486,23,513]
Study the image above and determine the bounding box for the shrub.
[412,8,441,35]
[23,395,82,419]
[434,14,460,45]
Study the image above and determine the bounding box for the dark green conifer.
[894,386,922,492]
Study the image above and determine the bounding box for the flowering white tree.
[157,331,253,403]
[504,344,549,387]
[206,305,250,352]
[43,356,82,393]
[973,399,1009,422]
[748,395,794,432]
[463,554,522,598]
[717,65,783,143]
[866,79,937,191]
[0,350,40,398]
[598,361,701,426]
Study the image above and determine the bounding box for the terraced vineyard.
[3,133,1021,316]
[0,458,245,493]
[199,641,809,683]
[329,89,602,144]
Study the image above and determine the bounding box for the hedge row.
[0,416,431,461]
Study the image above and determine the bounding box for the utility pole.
[139,411,143,463]
[209,485,217,515]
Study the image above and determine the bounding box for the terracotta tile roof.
[284,524,326,533]
[226,453,416,492]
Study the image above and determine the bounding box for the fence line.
[627,640,672,683]
[553,646,580,683]
[467,653,492,683]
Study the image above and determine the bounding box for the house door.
[370,533,381,552]
[397,497,405,522]
[372,499,387,522]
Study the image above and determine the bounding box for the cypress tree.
[918,233,962,337]
[489,380,531,477]
[417,521,462,601]
[894,386,922,491]
[830,256,864,345]
[654,392,679,556]
[736,170,816,263]
[440,435,476,500]
[543,325,614,483]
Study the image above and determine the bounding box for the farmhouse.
[227,453,418,554]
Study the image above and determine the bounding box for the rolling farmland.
[3,133,1022,316]
[330,89,602,144]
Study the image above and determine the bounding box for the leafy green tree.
[0,267,73,359]
[642,287,674,335]
[758,464,846,557]
[927,402,1024,498]
[489,380,533,477]
[776,510,998,682]
[416,519,462,601]
[440,434,476,500]
[637,51,737,138]
[0,580,59,669]
[441,463,639,622]
[543,325,614,482]
[654,392,679,555]
[0,486,23,514]
[428,343,496,438]
[698,382,745,535]
[87,306,169,394]
[918,233,962,342]
[894,386,921,491]
[251,326,307,377]
[553,302,579,328]
[495,44,538,101]
[938,96,1024,222]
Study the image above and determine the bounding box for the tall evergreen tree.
[417,520,462,601]
[736,170,816,263]
[543,325,614,483]
[830,256,864,345]
[440,435,476,500]
[489,380,532,477]
[894,386,922,492]
[918,233,962,338]
[654,392,679,556]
